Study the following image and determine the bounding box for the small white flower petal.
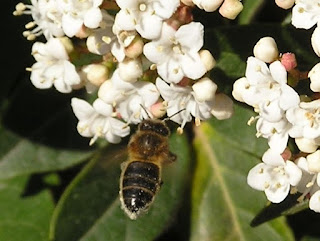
[84,7,102,29]
[292,3,319,29]
[265,182,290,203]
[269,61,287,85]
[285,160,302,186]
[262,148,285,166]
[247,163,272,191]
[176,22,204,52]
[71,98,95,120]
[136,14,162,39]
[310,190,320,212]
[62,14,83,37]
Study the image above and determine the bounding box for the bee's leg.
[166,152,177,163]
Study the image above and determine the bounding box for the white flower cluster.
[15,0,235,145]
[233,35,320,212]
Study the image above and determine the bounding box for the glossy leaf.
[0,126,93,180]
[251,194,307,227]
[190,104,295,241]
[49,132,191,241]
[0,175,54,241]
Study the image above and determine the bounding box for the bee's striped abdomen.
[120,161,160,219]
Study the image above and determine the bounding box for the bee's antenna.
[163,108,186,122]
[139,104,152,119]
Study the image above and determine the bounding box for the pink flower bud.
[281,53,297,71]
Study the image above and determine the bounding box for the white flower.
[247,148,302,203]
[144,22,207,83]
[111,25,138,62]
[116,81,160,124]
[156,77,231,127]
[30,38,80,93]
[256,117,292,153]
[14,0,64,40]
[115,0,179,40]
[233,57,299,109]
[57,0,103,37]
[98,70,160,124]
[295,156,320,212]
[86,10,116,55]
[71,98,130,144]
[287,99,320,139]
[292,0,320,29]
[233,56,300,153]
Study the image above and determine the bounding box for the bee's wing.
[98,144,128,170]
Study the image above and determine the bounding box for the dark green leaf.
[190,104,294,241]
[238,0,266,24]
[50,132,191,241]
[0,126,92,180]
[0,175,54,241]
[251,193,308,227]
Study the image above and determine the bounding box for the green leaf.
[49,132,191,241]
[238,0,266,24]
[251,194,308,227]
[301,236,320,241]
[190,104,294,241]
[0,126,93,180]
[0,175,54,241]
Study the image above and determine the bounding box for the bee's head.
[138,119,170,137]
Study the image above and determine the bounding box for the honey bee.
[119,119,177,220]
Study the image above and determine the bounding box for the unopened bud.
[253,37,279,63]
[118,58,142,83]
[281,148,292,161]
[281,53,297,71]
[232,77,247,102]
[219,0,243,20]
[75,25,90,39]
[150,102,167,119]
[192,77,217,102]
[275,0,294,9]
[308,63,320,92]
[295,137,318,153]
[199,50,216,71]
[82,64,108,86]
[181,0,194,6]
[312,26,320,57]
[124,36,144,59]
[307,150,320,173]
[210,93,233,120]
[193,0,224,12]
